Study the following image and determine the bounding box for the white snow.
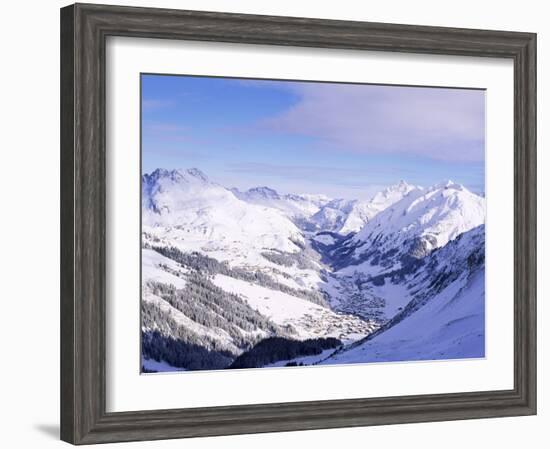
[213,275,327,327]
[142,248,187,288]
[312,233,336,246]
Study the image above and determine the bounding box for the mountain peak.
[144,168,210,185]
[148,167,174,178]
[381,180,420,195]
[430,180,467,192]
[144,168,181,185]
[370,180,419,205]
[246,186,281,199]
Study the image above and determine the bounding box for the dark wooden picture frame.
[60,3,536,445]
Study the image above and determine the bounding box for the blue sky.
[142,74,485,199]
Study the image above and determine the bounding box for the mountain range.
[141,168,486,372]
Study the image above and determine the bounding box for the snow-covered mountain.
[141,168,486,372]
[310,181,420,234]
[309,198,355,233]
[332,181,485,275]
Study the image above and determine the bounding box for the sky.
[141,74,485,199]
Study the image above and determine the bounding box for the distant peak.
[145,168,181,182]
[148,168,171,178]
[384,180,416,192]
[144,167,210,184]
[374,180,418,197]
[431,180,465,191]
[246,186,280,199]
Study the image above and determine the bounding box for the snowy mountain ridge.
[234,178,421,235]
[311,180,420,235]
[230,185,331,221]
[142,168,305,259]
[332,180,485,276]
[141,167,486,372]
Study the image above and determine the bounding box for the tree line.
[229,336,342,369]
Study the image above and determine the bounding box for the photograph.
[140,74,487,373]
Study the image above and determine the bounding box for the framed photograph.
[60,3,536,445]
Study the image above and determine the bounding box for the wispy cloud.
[144,122,189,133]
[143,121,214,144]
[263,83,485,162]
[142,99,176,110]
[226,162,399,188]
[142,147,207,160]
[223,162,390,199]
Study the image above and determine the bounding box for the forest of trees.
[261,249,319,271]
[229,336,342,369]
[141,299,236,370]
[142,329,235,371]
[141,278,342,371]
[151,245,329,306]
[140,244,347,371]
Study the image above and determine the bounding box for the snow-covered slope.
[310,199,355,233]
[322,271,485,364]
[321,225,485,364]
[142,248,188,289]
